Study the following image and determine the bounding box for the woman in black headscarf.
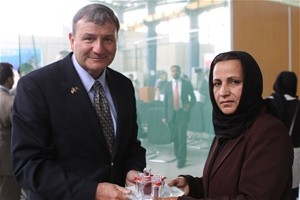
[266,71,300,199]
[166,51,294,200]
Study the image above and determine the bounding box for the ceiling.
[88,0,190,12]
[89,0,299,12]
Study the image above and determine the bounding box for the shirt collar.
[0,85,10,93]
[172,78,180,83]
[71,54,107,92]
[284,94,297,100]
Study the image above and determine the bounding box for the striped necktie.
[93,81,114,155]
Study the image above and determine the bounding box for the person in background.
[128,73,140,100]
[155,71,168,101]
[0,62,21,200]
[197,68,209,103]
[162,65,196,168]
[28,56,38,69]
[18,63,35,77]
[266,71,300,200]
[196,68,213,134]
[56,50,70,61]
[10,63,35,97]
[164,51,293,199]
[12,4,146,200]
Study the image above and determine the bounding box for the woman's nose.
[220,85,230,96]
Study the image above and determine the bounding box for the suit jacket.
[179,107,293,200]
[12,54,146,200]
[164,78,196,123]
[0,88,14,175]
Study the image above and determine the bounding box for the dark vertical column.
[145,1,157,87]
[187,10,200,77]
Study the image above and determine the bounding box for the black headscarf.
[273,71,297,97]
[269,71,298,124]
[209,51,264,140]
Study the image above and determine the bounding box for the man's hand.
[125,170,141,186]
[95,182,131,200]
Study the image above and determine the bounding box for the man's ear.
[6,76,14,89]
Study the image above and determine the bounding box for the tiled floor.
[140,131,214,183]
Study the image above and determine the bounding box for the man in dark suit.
[11,4,146,200]
[162,65,196,168]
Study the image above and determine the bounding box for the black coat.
[266,96,300,147]
[12,53,146,200]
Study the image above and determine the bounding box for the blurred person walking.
[162,65,196,168]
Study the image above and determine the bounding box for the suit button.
[111,162,114,166]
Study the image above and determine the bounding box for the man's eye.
[103,37,114,42]
[83,37,93,41]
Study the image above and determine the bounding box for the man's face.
[170,66,181,80]
[69,20,118,79]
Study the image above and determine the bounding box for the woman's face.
[212,59,244,115]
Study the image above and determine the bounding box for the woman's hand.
[168,176,189,196]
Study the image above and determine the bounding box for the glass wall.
[0,0,231,180]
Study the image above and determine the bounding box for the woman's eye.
[213,82,221,87]
[230,80,242,85]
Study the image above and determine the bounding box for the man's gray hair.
[72,3,120,35]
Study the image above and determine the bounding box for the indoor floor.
[140,131,214,183]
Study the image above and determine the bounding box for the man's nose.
[93,41,105,53]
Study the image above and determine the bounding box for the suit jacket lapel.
[202,138,218,192]
[203,134,244,191]
[60,57,110,153]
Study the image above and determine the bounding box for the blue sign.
[0,48,42,70]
